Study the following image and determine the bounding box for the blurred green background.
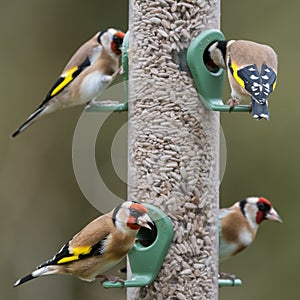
[0,0,297,299]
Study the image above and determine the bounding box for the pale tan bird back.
[70,212,114,248]
[228,40,278,72]
[62,34,101,73]
[70,210,137,256]
[62,32,120,75]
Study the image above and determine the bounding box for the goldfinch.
[12,28,125,137]
[220,196,282,262]
[208,40,278,120]
[14,201,152,287]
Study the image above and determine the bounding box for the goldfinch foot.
[119,65,124,75]
[218,272,236,282]
[227,98,240,112]
[97,274,125,285]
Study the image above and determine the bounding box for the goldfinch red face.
[98,28,125,56]
[255,197,282,224]
[127,202,153,230]
[240,197,282,227]
[111,31,125,55]
[113,201,153,232]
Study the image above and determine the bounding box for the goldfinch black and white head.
[219,196,282,262]
[208,40,278,120]
[14,201,152,287]
[12,28,125,137]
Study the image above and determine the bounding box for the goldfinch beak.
[137,214,153,230]
[266,208,283,223]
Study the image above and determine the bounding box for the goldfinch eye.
[129,208,143,218]
[113,36,123,46]
[257,201,270,212]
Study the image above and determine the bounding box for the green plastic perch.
[102,203,174,288]
[187,29,251,113]
[219,279,242,287]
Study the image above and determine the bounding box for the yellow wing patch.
[57,245,92,264]
[50,66,79,97]
[57,256,80,264]
[229,59,245,89]
[273,79,277,90]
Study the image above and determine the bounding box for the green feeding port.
[187,29,250,113]
[85,31,129,112]
[102,203,174,288]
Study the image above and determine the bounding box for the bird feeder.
[84,28,243,289]
[103,203,174,288]
[187,29,251,113]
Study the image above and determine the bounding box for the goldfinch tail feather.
[14,265,59,287]
[251,97,270,120]
[11,106,46,137]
